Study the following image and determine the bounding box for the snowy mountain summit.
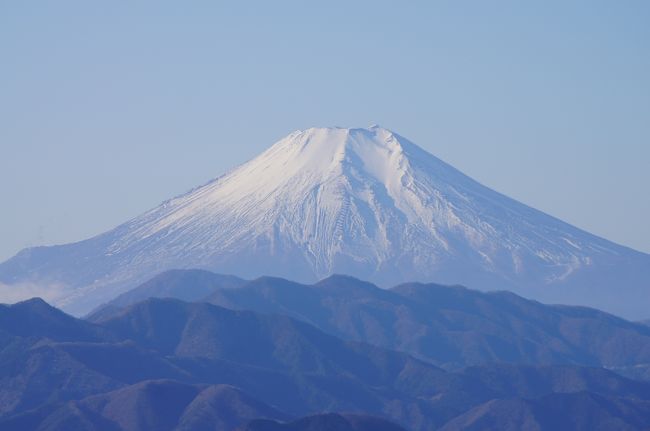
[1,126,648,317]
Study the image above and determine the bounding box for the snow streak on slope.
[0,126,648,317]
[113,126,613,279]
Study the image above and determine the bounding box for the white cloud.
[0,281,67,305]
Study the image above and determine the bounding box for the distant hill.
[0,297,110,342]
[0,380,288,431]
[239,413,406,431]
[3,296,650,430]
[95,270,650,381]
[86,269,246,319]
[202,273,650,379]
[439,392,650,431]
[1,297,451,429]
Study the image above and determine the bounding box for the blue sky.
[1,1,649,260]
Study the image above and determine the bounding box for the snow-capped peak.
[114,125,615,281]
[258,126,410,187]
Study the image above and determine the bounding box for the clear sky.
[1,1,649,261]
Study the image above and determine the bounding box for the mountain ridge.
[4,295,650,430]
[88,270,650,381]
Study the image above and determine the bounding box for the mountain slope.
[93,297,451,397]
[0,297,454,429]
[202,274,650,378]
[239,413,406,431]
[439,392,650,431]
[0,380,289,431]
[0,297,109,342]
[1,126,648,317]
[86,269,246,320]
[4,297,650,430]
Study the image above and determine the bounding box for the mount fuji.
[1,126,648,317]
